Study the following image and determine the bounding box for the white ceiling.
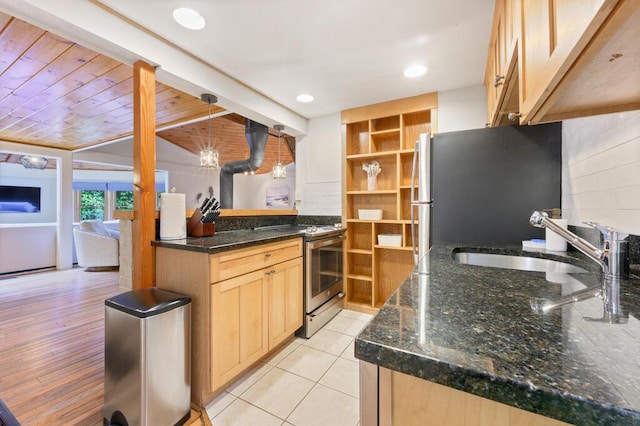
[96,0,495,119]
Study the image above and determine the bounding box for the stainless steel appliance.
[104,288,191,426]
[411,132,432,274]
[298,225,345,338]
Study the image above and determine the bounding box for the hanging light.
[20,155,48,169]
[272,124,286,179]
[199,93,219,169]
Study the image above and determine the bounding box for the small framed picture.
[266,187,290,207]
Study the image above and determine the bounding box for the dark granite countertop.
[355,244,640,425]
[151,225,307,254]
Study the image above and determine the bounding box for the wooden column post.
[132,60,156,289]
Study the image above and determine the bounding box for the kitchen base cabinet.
[210,268,268,391]
[155,238,302,407]
[268,258,303,350]
[360,362,571,426]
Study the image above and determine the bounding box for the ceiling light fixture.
[296,94,314,103]
[404,65,427,78]
[173,8,206,30]
[200,94,220,169]
[19,155,48,170]
[272,124,286,179]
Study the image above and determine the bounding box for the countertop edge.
[151,231,304,254]
[354,335,637,425]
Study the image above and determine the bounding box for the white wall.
[437,84,487,133]
[295,113,343,216]
[562,109,640,236]
[234,163,296,209]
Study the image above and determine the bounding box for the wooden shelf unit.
[342,93,437,313]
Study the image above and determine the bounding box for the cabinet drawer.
[210,238,302,283]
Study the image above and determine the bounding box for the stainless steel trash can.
[104,288,191,426]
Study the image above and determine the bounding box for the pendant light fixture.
[200,93,220,169]
[272,124,286,179]
[20,155,48,169]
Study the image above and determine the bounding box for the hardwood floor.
[0,268,120,425]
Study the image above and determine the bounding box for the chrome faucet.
[529,211,629,279]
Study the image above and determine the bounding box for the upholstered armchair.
[73,220,119,270]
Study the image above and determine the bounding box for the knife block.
[187,210,215,237]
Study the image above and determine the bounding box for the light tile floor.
[206,309,374,426]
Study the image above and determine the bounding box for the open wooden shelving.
[341,93,438,313]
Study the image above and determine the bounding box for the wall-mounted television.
[0,185,41,213]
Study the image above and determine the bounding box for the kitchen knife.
[199,197,210,211]
[202,208,219,223]
[201,198,214,214]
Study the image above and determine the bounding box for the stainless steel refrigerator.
[411,123,563,273]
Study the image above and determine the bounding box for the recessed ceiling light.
[296,94,314,103]
[404,65,427,78]
[173,8,205,30]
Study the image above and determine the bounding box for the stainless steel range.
[297,224,345,338]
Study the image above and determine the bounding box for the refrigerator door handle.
[411,143,419,265]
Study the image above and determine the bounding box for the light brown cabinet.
[155,237,302,406]
[210,255,302,390]
[342,93,438,313]
[484,0,520,127]
[486,0,640,126]
[267,258,303,350]
[210,265,268,391]
[360,362,571,425]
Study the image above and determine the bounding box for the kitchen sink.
[453,251,588,274]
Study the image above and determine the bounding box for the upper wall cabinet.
[485,0,640,126]
[485,0,520,126]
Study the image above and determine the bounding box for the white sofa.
[73,220,119,270]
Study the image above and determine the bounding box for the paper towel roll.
[160,193,186,240]
[545,219,568,252]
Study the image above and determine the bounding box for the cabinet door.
[268,258,303,350]
[519,0,609,122]
[210,269,268,391]
[485,0,520,126]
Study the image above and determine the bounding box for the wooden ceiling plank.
[0,32,73,104]
[0,48,107,131]
[0,18,45,76]
[16,74,133,135]
[4,43,98,105]
[63,62,132,103]
[26,100,134,145]
[0,12,12,32]
[1,60,131,137]
[155,99,212,122]
[153,85,182,102]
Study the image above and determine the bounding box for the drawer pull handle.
[265,269,276,276]
[265,253,272,258]
[493,75,504,87]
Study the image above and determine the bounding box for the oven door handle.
[306,234,345,249]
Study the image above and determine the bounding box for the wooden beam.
[132,60,156,289]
